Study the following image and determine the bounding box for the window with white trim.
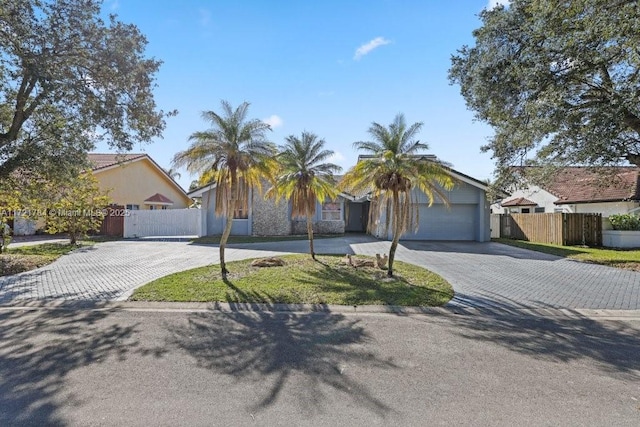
[126,204,139,210]
[321,202,341,221]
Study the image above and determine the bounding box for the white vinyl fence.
[124,209,202,238]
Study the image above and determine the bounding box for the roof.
[87,152,191,203]
[144,193,174,205]
[518,167,640,204]
[501,197,537,207]
[87,153,147,171]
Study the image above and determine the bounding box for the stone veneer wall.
[291,220,345,235]
[251,191,291,236]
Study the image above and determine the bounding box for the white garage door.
[403,204,477,241]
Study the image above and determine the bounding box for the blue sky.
[97,0,509,190]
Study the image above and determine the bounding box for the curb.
[1,300,640,320]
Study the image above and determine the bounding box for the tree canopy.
[449,0,640,186]
[0,0,173,178]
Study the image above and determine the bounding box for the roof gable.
[88,153,191,203]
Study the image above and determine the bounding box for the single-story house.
[493,166,640,217]
[189,156,491,242]
[12,153,192,235]
[88,153,192,210]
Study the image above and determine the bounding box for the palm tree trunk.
[387,191,401,277]
[306,207,315,260]
[219,202,234,279]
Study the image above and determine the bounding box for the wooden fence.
[497,213,602,246]
[99,205,125,237]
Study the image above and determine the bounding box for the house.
[493,167,640,217]
[189,182,348,237]
[12,153,192,236]
[88,153,192,210]
[189,156,492,242]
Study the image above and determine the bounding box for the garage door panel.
[403,204,476,241]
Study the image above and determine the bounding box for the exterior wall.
[291,219,345,234]
[567,201,639,217]
[94,158,191,209]
[202,188,251,236]
[491,185,560,214]
[251,191,290,236]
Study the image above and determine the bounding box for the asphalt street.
[1,305,638,426]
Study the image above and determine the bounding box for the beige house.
[89,153,191,210]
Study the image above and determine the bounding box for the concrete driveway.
[1,236,639,309]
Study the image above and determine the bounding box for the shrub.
[609,213,640,231]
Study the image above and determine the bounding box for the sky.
[96,0,510,191]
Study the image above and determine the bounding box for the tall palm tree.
[173,100,276,278]
[267,132,341,259]
[340,114,454,277]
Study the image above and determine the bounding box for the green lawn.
[130,254,454,306]
[191,234,340,245]
[494,238,640,271]
[1,242,91,276]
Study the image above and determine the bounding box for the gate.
[124,209,202,238]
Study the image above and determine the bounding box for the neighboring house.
[12,153,192,236]
[88,153,192,210]
[190,157,492,242]
[493,167,640,217]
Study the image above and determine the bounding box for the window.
[321,202,341,221]
[126,204,139,210]
[233,194,249,219]
[534,207,545,213]
[521,208,530,214]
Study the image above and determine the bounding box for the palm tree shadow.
[167,309,396,417]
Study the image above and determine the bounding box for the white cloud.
[328,151,345,164]
[486,0,510,9]
[109,0,120,10]
[263,115,283,128]
[353,37,391,60]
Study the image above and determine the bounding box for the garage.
[403,204,478,241]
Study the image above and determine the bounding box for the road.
[1,305,638,426]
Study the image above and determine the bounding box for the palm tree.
[267,132,341,259]
[173,100,276,278]
[340,114,454,277]
[165,167,182,180]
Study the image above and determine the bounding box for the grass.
[130,254,454,306]
[494,238,640,271]
[0,242,91,276]
[191,234,340,245]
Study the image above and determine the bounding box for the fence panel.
[124,209,201,238]
[499,213,602,246]
[99,205,125,237]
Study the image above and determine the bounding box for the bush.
[609,213,640,231]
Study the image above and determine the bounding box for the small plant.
[608,213,640,231]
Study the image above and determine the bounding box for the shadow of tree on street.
[443,295,640,380]
[167,309,396,417]
[0,304,140,425]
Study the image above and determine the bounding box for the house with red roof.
[492,167,640,217]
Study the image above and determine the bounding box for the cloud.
[263,115,283,128]
[486,0,510,9]
[109,0,120,10]
[328,151,345,164]
[353,37,391,60]
[199,8,212,27]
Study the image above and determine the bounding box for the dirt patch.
[0,254,53,276]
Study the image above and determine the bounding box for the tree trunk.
[387,191,401,277]
[306,208,315,260]
[69,231,77,245]
[219,202,234,279]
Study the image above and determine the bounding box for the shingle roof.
[501,197,537,207]
[518,166,640,204]
[87,153,147,170]
[144,193,174,204]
